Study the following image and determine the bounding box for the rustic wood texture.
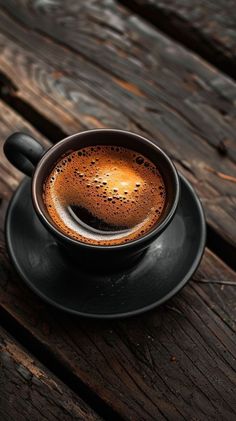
[0,118,236,419]
[0,1,235,266]
[0,100,49,199]
[0,1,236,419]
[0,326,100,421]
[119,0,236,78]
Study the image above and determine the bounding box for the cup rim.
[32,129,180,250]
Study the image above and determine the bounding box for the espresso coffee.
[43,146,166,245]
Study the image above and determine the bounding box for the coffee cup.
[4,129,180,269]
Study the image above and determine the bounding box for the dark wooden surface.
[0,0,235,268]
[0,105,236,420]
[0,326,100,421]
[0,1,236,420]
[119,0,236,78]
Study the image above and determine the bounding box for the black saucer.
[5,174,206,319]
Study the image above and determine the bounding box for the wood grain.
[0,326,100,421]
[0,2,236,419]
[0,116,236,419]
[119,0,236,78]
[0,100,49,199]
[0,1,235,267]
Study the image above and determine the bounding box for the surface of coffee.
[43,146,166,245]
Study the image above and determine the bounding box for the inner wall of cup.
[35,131,177,235]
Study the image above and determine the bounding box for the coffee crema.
[43,146,166,245]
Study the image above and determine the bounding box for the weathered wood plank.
[0,100,49,197]
[0,116,236,419]
[119,0,236,78]
[0,326,101,421]
[0,1,235,267]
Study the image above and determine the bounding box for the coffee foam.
[43,146,166,245]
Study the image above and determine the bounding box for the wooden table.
[0,1,235,419]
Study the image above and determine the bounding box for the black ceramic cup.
[4,129,180,269]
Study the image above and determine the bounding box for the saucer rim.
[5,173,206,319]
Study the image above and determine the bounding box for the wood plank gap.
[0,70,67,143]
[118,0,236,81]
[0,306,123,421]
[0,325,101,420]
[207,224,236,272]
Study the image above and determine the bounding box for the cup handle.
[4,132,45,177]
